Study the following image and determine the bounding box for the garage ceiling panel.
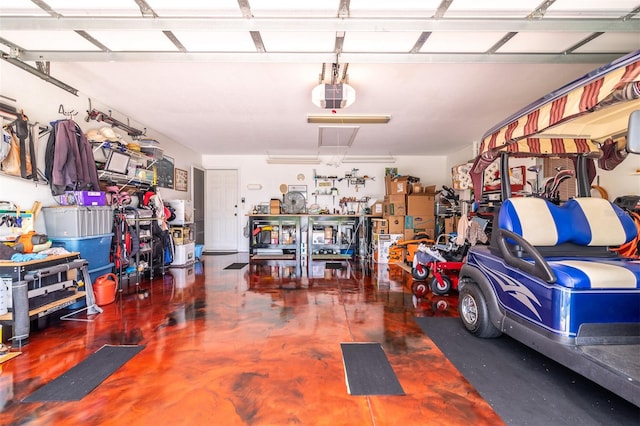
[171,31,257,52]
[446,0,542,17]
[343,32,422,53]
[421,32,507,53]
[261,32,336,52]
[0,0,48,16]
[250,0,339,17]
[498,32,594,54]
[86,30,178,51]
[45,0,141,16]
[349,0,440,17]
[146,0,242,17]
[0,30,99,51]
[573,33,640,53]
[546,0,640,17]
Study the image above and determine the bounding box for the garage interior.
[0,1,640,424]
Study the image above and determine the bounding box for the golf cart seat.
[495,197,639,289]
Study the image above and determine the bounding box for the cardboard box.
[413,216,435,230]
[388,176,412,195]
[384,175,392,195]
[373,233,403,263]
[444,217,459,234]
[270,199,281,214]
[407,193,435,216]
[370,201,384,217]
[372,218,388,234]
[405,215,414,229]
[404,228,415,241]
[387,215,405,234]
[171,225,195,245]
[385,194,406,216]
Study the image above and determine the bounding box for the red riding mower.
[411,233,470,298]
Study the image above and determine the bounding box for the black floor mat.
[223,262,248,270]
[415,317,639,425]
[340,342,405,396]
[23,345,144,402]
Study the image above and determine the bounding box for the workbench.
[0,252,101,346]
[248,214,369,263]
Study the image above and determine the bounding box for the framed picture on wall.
[175,168,188,192]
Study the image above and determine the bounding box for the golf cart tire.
[458,284,502,338]
[430,275,452,295]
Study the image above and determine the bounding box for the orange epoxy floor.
[0,255,503,425]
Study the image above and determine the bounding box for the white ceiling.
[1,0,639,158]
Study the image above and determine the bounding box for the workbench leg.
[11,280,29,347]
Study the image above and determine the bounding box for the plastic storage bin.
[50,233,113,269]
[43,206,114,237]
[195,244,204,259]
[172,242,195,266]
[89,262,114,283]
[167,200,193,225]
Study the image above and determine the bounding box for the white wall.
[593,155,640,201]
[202,154,449,214]
[202,154,449,250]
[0,61,202,232]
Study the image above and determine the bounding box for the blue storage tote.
[50,233,113,269]
[89,262,114,283]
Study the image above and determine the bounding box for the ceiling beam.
[1,17,637,32]
[17,51,624,64]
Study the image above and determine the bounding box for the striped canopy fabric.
[470,50,640,196]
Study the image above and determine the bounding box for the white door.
[205,169,239,251]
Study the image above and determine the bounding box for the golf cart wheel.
[412,281,428,298]
[458,284,502,338]
[429,275,452,295]
[412,265,429,281]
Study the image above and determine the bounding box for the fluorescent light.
[342,155,395,163]
[266,156,321,164]
[307,114,391,124]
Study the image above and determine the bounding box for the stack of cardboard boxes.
[371,175,436,263]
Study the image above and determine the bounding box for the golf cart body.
[458,50,640,406]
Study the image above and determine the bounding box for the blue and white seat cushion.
[498,197,639,289]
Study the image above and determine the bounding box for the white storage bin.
[167,200,194,225]
[172,242,195,266]
[169,265,196,288]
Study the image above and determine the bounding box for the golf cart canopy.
[470,50,640,199]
